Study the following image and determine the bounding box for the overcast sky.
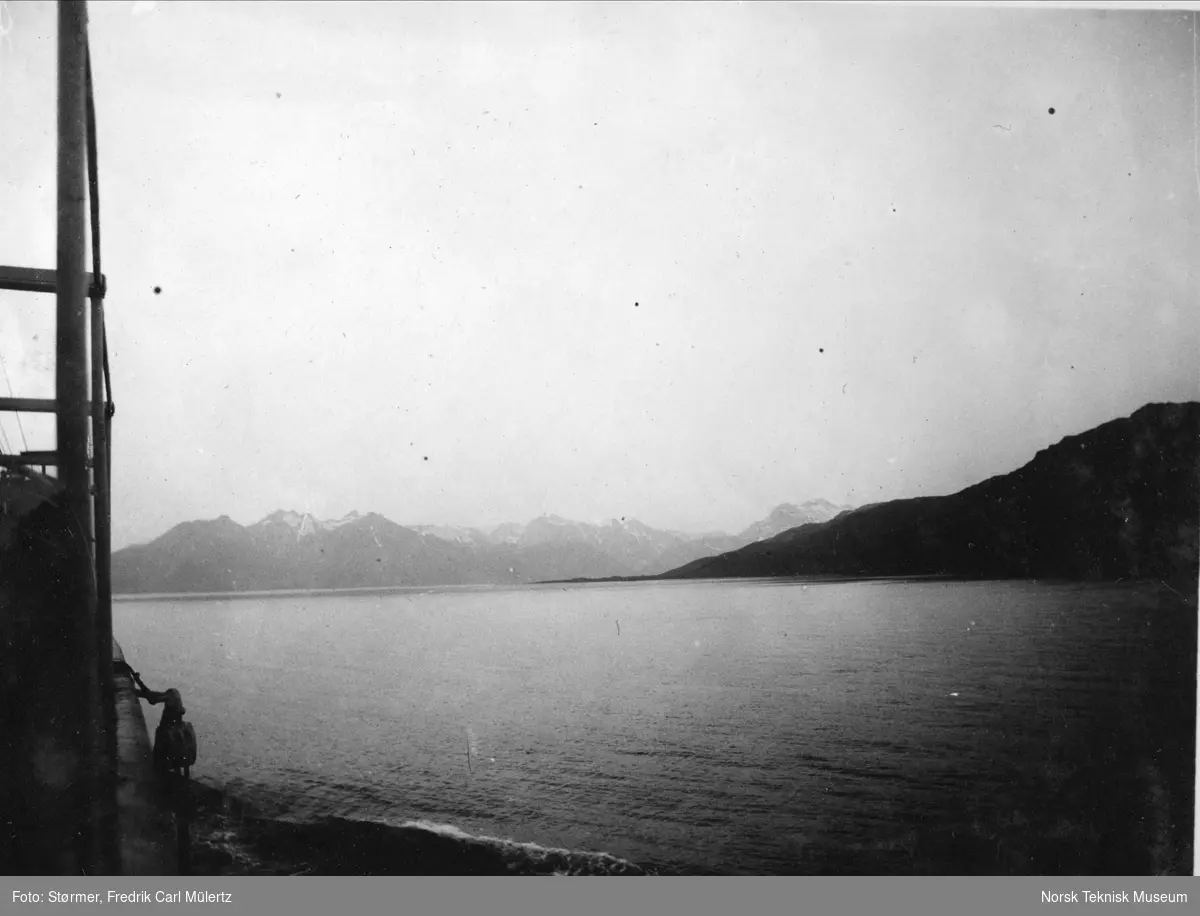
[1,1,1197,548]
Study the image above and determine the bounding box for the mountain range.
[112,402,1199,595]
[111,500,850,594]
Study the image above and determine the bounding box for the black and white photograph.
[0,0,1196,881]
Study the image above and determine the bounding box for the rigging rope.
[0,346,12,453]
[0,347,29,452]
[85,44,112,415]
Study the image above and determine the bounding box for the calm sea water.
[113,578,1195,875]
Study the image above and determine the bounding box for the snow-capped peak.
[320,510,362,531]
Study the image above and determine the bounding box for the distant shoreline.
[541,572,966,585]
[112,572,1188,603]
[113,583,511,603]
[112,575,946,602]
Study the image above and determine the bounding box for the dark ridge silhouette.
[665,402,1200,583]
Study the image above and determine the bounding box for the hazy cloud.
[0,3,1195,547]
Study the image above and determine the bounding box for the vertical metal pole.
[58,4,91,505]
[57,0,101,875]
[86,39,118,874]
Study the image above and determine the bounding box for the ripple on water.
[120,580,1196,875]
